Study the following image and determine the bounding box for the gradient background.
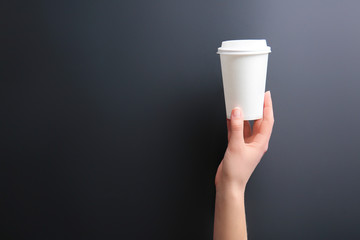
[2,0,360,239]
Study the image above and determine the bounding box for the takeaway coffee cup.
[217,39,271,120]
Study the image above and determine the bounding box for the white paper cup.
[217,40,271,120]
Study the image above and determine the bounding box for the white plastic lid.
[217,39,271,55]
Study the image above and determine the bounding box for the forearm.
[214,185,247,240]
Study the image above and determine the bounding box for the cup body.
[218,40,270,120]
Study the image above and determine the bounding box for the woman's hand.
[215,91,275,193]
[214,91,274,240]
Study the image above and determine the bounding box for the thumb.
[228,107,245,151]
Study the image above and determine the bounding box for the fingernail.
[232,108,241,118]
[266,90,271,98]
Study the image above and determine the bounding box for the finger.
[253,91,274,147]
[252,93,267,135]
[252,119,262,136]
[228,107,245,151]
[227,119,231,142]
[244,121,252,140]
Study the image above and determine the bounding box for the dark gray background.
[2,0,360,239]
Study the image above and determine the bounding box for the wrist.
[216,181,245,198]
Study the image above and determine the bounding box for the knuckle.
[267,117,274,125]
[227,141,243,154]
[227,143,238,153]
[263,144,269,153]
[232,126,243,132]
[231,121,243,132]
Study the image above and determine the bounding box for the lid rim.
[216,50,271,55]
[218,39,271,53]
[218,47,271,52]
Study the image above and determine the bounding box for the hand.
[215,91,274,193]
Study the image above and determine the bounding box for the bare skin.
[214,91,274,240]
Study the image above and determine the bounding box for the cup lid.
[217,39,271,55]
